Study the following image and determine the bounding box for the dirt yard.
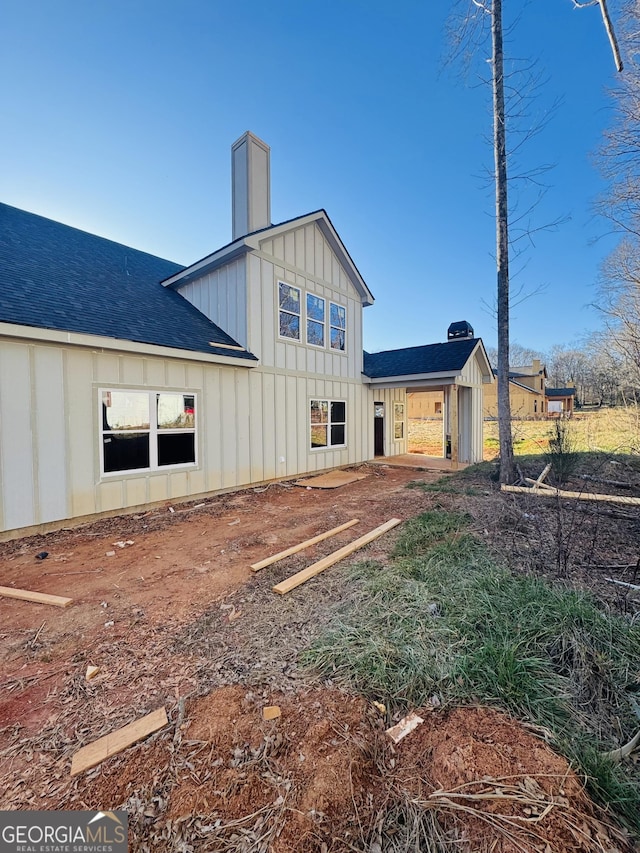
[1,461,638,852]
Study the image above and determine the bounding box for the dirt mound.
[393,705,630,852]
[64,689,634,852]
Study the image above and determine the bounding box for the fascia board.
[162,240,249,289]
[363,370,461,387]
[470,339,494,382]
[0,322,259,368]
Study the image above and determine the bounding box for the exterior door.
[374,402,384,456]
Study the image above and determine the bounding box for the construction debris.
[294,470,369,489]
[251,519,359,571]
[70,707,169,777]
[85,665,100,681]
[0,585,72,608]
[262,705,281,721]
[272,518,402,595]
[502,484,640,506]
[385,711,425,744]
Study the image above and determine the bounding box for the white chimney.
[231,131,271,240]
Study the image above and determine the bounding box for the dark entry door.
[374,402,384,456]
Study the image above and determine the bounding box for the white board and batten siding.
[457,346,487,464]
[178,256,248,349]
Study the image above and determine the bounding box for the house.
[0,132,492,539]
[546,387,576,415]
[483,359,547,419]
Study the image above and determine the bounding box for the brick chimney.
[231,131,271,240]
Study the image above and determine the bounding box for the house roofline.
[0,322,259,366]
[161,209,374,306]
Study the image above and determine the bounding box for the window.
[101,390,196,474]
[434,401,442,415]
[330,302,346,351]
[394,402,405,440]
[279,282,301,340]
[310,399,346,449]
[306,293,325,347]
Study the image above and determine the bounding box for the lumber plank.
[251,519,359,571]
[272,518,402,595]
[524,478,555,491]
[70,707,168,777]
[0,585,73,608]
[501,485,640,506]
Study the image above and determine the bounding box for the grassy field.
[409,408,640,459]
[484,408,640,458]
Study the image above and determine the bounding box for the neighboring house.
[0,132,492,538]
[483,359,547,419]
[546,387,576,415]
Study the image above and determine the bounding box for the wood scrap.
[294,470,369,489]
[251,519,359,571]
[501,485,640,506]
[70,707,168,776]
[0,585,73,608]
[524,478,555,491]
[85,665,100,681]
[386,712,425,744]
[604,577,640,591]
[272,518,401,595]
[262,706,281,720]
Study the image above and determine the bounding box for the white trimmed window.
[101,390,196,474]
[310,399,346,449]
[306,293,325,347]
[330,302,346,351]
[279,282,301,340]
[394,402,405,440]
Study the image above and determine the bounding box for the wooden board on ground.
[272,518,402,595]
[294,470,369,489]
[502,484,640,506]
[251,519,359,571]
[70,707,169,776]
[0,585,73,608]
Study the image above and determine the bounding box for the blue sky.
[0,0,624,354]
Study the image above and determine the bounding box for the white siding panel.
[34,347,67,523]
[0,344,35,529]
[204,367,223,492]
[169,471,188,500]
[145,358,166,387]
[284,231,295,266]
[95,353,120,384]
[98,480,123,513]
[294,228,305,269]
[285,375,298,477]
[220,370,237,488]
[125,477,147,508]
[262,371,277,481]
[249,371,264,482]
[235,370,251,484]
[248,254,263,362]
[274,373,287,474]
[166,361,187,389]
[65,350,97,519]
[149,475,169,503]
[121,357,144,386]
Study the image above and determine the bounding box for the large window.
[101,390,196,474]
[277,281,346,353]
[279,282,301,340]
[306,293,325,347]
[330,302,346,351]
[310,399,346,449]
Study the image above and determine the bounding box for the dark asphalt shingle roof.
[546,387,576,397]
[364,338,479,379]
[0,203,256,360]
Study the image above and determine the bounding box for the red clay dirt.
[1,463,636,852]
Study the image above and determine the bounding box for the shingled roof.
[363,338,480,379]
[0,203,256,361]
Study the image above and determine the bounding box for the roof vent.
[447,320,474,341]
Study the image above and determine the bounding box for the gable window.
[101,390,196,474]
[394,402,405,440]
[310,399,346,449]
[330,302,346,351]
[306,293,325,347]
[279,282,301,340]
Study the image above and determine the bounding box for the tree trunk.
[492,0,515,484]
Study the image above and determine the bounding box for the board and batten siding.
[0,337,376,536]
[458,347,488,464]
[177,256,248,349]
